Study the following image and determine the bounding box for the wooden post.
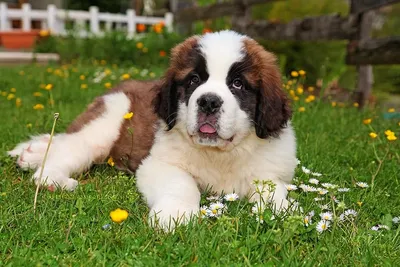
[127,9,136,39]
[164,12,174,32]
[90,6,100,35]
[21,3,31,31]
[0,2,8,31]
[47,4,57,34]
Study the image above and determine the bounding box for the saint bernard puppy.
[8,30,297,230]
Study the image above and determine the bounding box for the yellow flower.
[104,82,112,89]
[353,102,359,108]
[287,80,293,85]
[107,157,115,167]
[136,42,144,49]
[363,119,372,125]
[369,132,377,139]
[305,95,315,103]
[110,208,128,223]
[80,75,85,80]
[104,69,112,75]
[387,135,397,141]
[26,123,32,128]
[291,71,299,77]
[44,84,53,91]
[385,130,395,136]
[289,90,295,97]
[19,71,25,76]
[80,84,88,89]
[1,92,7,97]
[149,72,156,78]
[7,93,15,100]
[10,88,16,93]
[124,112,134,119]
[388,108,395,113]
[307,86,314,92]
[39,30,50,37]
[15,98,22,107]
[33,92,43,97]
[331,102,337,107]
[296,87,303,95]
[142,47,148,53]
[299,70,306,76]
[298,107,305,112]
[33,104,44,110]
[122,74,130,80]
[357,201,363,207]
[293,96,299,101]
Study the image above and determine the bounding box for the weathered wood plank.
[346,37,400,65]
[175,0,280,23]
[232,14,360,41]
[350,0,400,14]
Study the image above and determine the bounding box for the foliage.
[0,64,400,265]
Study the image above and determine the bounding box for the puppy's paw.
[33,168,78,191]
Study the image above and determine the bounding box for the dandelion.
[320,212,333,221]
[121,74,130,80]
[285,184,298,191]
[15,98,21,107]
[363,118,372,125]
[33,92,42,97]
[104,82,112,89]
[10,87,16,93]
[296,87,304,95]
[385,130,395,136]
[293,96,299,101]
[305,95,315,103]
[291,71,299,77]
[308,86,314,92]
[80,75,86,80]
[159,50,167,57]
[387,135,397,141]
[301,166,311,174]
[1,91,6,96]
[338,188,350,192]
[331,101,337,107]
[224,193,239,201]
[357,201,363,207]
[44,84,53,91]
[353,102,359,108]
[109,208,128,223]
[107,157,115,167]
[316,220,330,233]
[33,104,44,110]
[123,112,134,119]
[369,132,378,139]
[299,70,306,76]
[356,182,369,188]
[388,108,395,113]
[392,217,400,224]
[7,93,15,100]
[80,84,88,89]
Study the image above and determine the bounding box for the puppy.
[8,30,297,230]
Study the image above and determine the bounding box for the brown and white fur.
[8,30,297,230]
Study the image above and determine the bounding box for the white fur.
[7,92,130,190]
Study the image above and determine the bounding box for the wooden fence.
[0,2,174,38]
[174,0,400,108]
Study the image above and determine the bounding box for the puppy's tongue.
[199,124,216,134]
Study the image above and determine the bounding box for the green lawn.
[1,63,400,266]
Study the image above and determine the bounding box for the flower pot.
[0,30,40,49]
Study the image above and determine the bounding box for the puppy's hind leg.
[8,92,132,191]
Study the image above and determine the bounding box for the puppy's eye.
[190,74,200,85]
[232,78,243,89]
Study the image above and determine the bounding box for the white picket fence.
[0,3,174,38]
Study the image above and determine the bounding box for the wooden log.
[350,0,400,14]
[175,0,280,23]
[232,14,360,41]
[346,37,400,65]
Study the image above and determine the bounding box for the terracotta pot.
[0,30,40,49]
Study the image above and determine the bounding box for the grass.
[1,63,400,266]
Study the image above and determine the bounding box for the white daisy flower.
[339,209,358,222]
[309,210,315,217]
[301,166,311,174]
[338,188,350,192]
[206,195,221,201]
[371,225,380,231]
[309,178,319,185]
[209,202,225,211]
[296,158,301,165]
[299,184,317,192]
[311,172,322,177]
[251,203,264,215]
[392,217,400,224]
[321,183,338,189]
[207,208,222,217]
[255,215,264,224]
[304,215,312,226]
[224,193,239,202]
[344,209,358,217]
[319,204,330,210]
[314,197,323,201]
[320,212,333,221]
[356,182,369,188]
[316,220,330,233]
[200,206,210,218]
[285,184,298,191]
[317,188,329,195]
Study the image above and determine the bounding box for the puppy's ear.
[155,74,178,130]
[244,39,292,138]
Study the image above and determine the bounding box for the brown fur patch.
[243,38,292,138]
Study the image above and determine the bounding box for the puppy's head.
[155,30,291,149]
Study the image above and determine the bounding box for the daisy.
[224,193,239,202]
[338,188,350,192]
[309,210,315,217]
[285,184,298,191]
[371,224,390,231]
[206,195,221,201]
[317,188,329,195]
[339,209,357,222]
[314,197,323,201]
[356,182,369,188]
[309,178,319,185]
[209,202,225,211]
[316,220,330,233]
[393,217,400,224]
[320,212,333,221]
[311,172,322,177]
[321,183,338,189]
[296,158,301,165]
[304,215,312,226]
[371,225,380,231]
[200,206,209,218]
[251,203,264,214]
[301,166,311,174]
[299,184,317,192]
[319,204,330,210]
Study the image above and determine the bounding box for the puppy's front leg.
[136,157,200,231]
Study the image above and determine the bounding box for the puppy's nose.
[197,94,223,115]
